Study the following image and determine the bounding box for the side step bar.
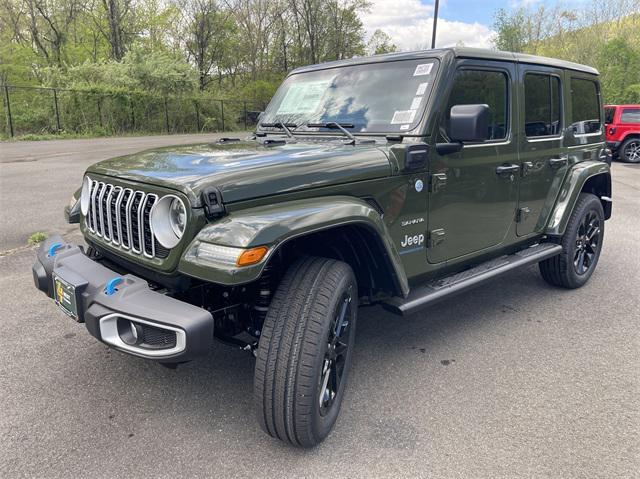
[382,243,563,316]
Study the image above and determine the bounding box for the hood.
[87,139,392,204]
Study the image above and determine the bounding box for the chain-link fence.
[1,85,267,138]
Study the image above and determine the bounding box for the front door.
[516,65,568,236]
[427,61,519,264]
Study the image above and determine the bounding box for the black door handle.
[549,157,568,168]
[496,164,520,175]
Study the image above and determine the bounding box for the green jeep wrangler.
[33,48,612,447]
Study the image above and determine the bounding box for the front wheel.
[254,257,357,447]
[539,193,604,288]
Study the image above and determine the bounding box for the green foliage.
[622,84,640,103]
[492,2,640,104]
[492,8,527,53]
[367,29,398,55]
[27,232,47,245]
[42,49,197,95]
[1,0,375,94]
[597,37,640,104]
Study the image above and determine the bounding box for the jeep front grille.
[85,179,169,259]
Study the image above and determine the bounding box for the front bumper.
[33,235,213,362]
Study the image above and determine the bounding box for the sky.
[359,0,582,50]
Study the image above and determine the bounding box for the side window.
[570,78,601,135]
[524,73,562,137]
[443,69,508,141]
[604,107,615,124]
[621,108,640,123]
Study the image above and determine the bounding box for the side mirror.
[449,104,490,143]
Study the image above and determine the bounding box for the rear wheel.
[254,256,357,447]
[539,193,604,288]
[620,137,640,163]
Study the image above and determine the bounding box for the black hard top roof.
[291,47,599,76]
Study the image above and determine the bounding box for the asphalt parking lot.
[1,137,638,478]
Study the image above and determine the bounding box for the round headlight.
[151,195,187,249]
[169,196,187,237]
[80,176,92,216]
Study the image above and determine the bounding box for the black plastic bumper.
[606,141,621,152]
[32,235,213,362]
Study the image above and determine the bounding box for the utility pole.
[431,0,440,49]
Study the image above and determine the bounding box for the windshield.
[261,59,439,134]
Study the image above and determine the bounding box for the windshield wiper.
[306,122,356,143]
[259,122,297,138]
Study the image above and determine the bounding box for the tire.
[539,193,604,289]
[254,256,358,447]
[620,137,640,163]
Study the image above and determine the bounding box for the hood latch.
[202,187,225,219]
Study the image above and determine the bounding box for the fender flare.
[545,161,611,236]
[179,196,409,295]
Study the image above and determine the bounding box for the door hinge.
[429,173,447,193]
[428,228,446,248]
[516,207,531,223]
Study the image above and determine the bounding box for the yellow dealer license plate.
[53,272,78,319]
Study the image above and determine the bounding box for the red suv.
[605,104,640,163]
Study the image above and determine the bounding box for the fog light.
[117,318,143,346]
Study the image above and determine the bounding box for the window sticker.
[391,110,417,124]
[410,97,423,110]
[416,82,428,96]
[413,63,433,76]
[277,79,333,115]
[400,124,411,130]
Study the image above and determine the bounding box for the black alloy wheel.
[539,192,605,289]
[573,210,601,275]
[254,256,358,447]
[319,288,354,416]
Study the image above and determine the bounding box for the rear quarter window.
[570,78,601,135]
[604,107,615,124]
[621,108,640,123]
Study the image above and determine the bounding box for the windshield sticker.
[277,79,332,115]
[413,63,433,76]
[400,124,411,130]
[410,97,423,110]
[391,110,417,124]
[416,82,428,95]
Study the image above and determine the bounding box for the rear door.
[427,60,519,264]
[516,64,568,236]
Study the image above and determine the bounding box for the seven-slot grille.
[85,178,169,259]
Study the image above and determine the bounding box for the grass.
[0,129,241,142]
[28,232,47,245]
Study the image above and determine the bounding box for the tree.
[325,0,368,60]
[98,0,124,60]
[491,1,640,103]
[598,37,640,104]
[181,0,235,90]
[367,29,396,55]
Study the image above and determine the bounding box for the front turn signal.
[236,246,269,267]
